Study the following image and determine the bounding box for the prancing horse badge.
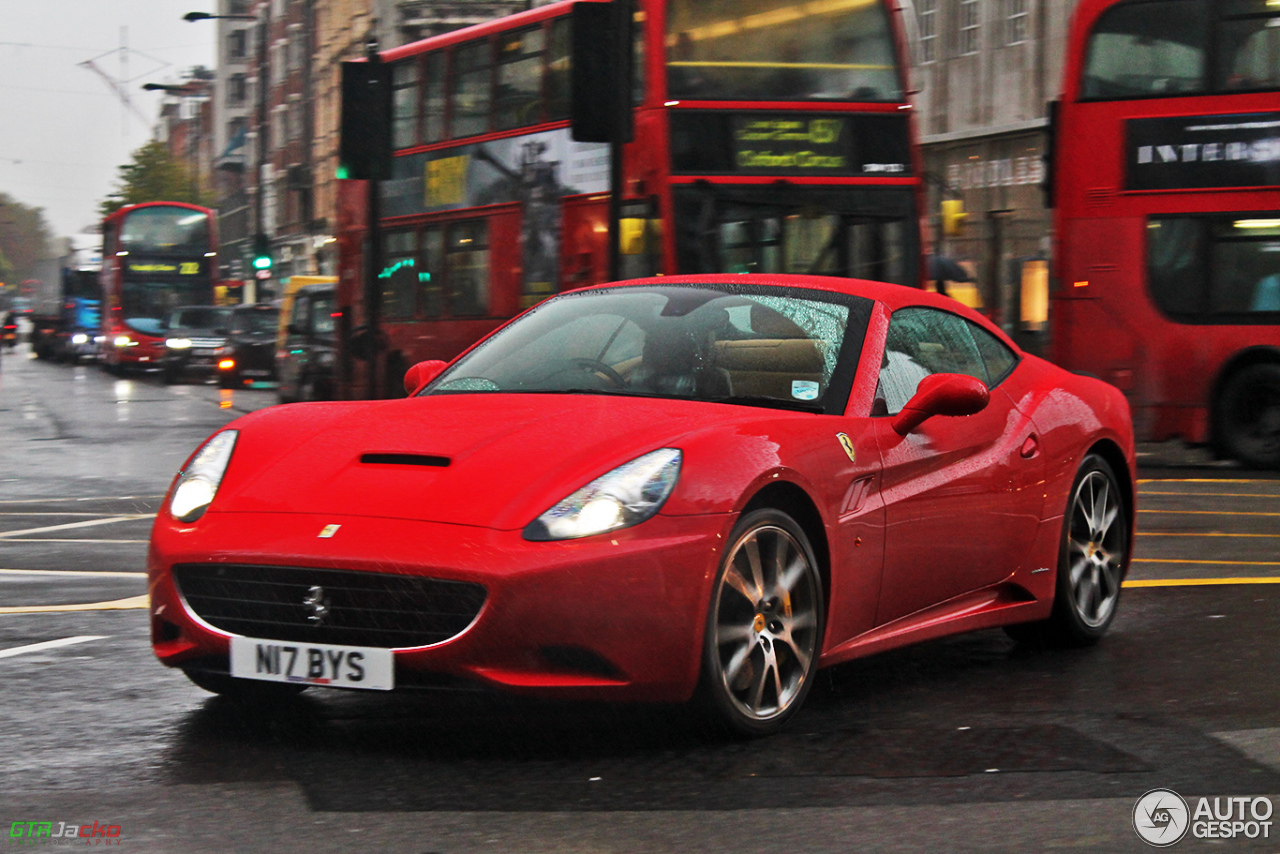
[318,524,341,539]
[836,433,856,463]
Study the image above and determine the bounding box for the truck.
[29,232,103,363]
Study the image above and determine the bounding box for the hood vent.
[360,453,451,467]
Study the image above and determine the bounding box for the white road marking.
[0,539,150,543]
[0,568,147,578]
[0,515,154,539]
[0,495,162,505]
[0,635,108,659]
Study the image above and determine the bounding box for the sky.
[0,1,216,242]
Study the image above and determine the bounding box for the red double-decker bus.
[1050,0,1280,468]
[100,202,220,374]
[336,0,923,399]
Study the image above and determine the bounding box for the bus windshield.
[666,0,903,102]
[119,205,211,255]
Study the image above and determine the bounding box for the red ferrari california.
[149,275,1135,735]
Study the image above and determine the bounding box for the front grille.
[173,563,487,649]
[187,337,225,349]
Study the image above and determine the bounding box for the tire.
[696,508,824,737]
[183,669,307,701]
[1217,363,1280,470]
[1044,454,1129,646]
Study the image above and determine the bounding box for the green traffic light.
[253,256,272,270]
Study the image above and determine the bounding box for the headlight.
[71,333,89,345]
[113,335,132,348]
[166,338,192,349]
[169,430,238,522]
[524,448,681,541]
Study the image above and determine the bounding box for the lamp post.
[184,9,268,295]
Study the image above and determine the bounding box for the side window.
[391,59,419,149]
[1149,214,1280,320]
[1081,0,1208,99]
[1217,0,1280,92]
[447,220,490,317]
[381,229,418,320]
[967,320,1019,384]
[422,53,446,143]
[874,308,987,415]
[420,226,445,318]
[451,41,492,139]
[311,293,336,336]
[546,17,571,121]
[290,295,310,336]
[495,28,545,131]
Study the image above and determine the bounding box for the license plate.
[229,636,393,690]
[192,348,215,356]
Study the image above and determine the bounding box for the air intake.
[360,453,450,467]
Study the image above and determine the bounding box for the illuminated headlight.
[113,335,133,348]
[524,448,681,541]
[169,430,238,522]
[166,338,193,349]
[71,333,89,345]
[94,335,106,344]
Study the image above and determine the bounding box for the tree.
[0,193,54,288]
[99,141,211,217]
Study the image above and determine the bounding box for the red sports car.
[149,275,1135,736]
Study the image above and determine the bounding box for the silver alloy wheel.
[711,523,820,723]
[1066,469,1124,629]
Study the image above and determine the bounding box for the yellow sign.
[733,118,849,172]
[129,262,179,273]
[180,262,200,275]
[426,155,470,206]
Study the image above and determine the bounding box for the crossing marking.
[0,635,109,659]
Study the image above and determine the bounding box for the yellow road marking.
[1139,491,1280,498]
[1124,578,1280,588]
[1138,509,1280,517]
[1133,558,1280,566]
[1137,479,1270,484]
[0,594,148,614]
[1139,532,1280,538]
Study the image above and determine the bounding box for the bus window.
[666,0,902,102]
[495,28,545,131]
[381,230,418,320]
[452,41,492,139]
[422,53,446,143]
[392,59,419,149]
[546,17,571,121]
[1218,5,1280,92]
[1148,215,1280,320]
[447,221,490,316]
[1081,0,1208,99]
[421,226,445,318]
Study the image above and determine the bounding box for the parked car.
[160,306,232,384]
[276,281,336,402]
[149,275,1135,736]
[217,303,281,389]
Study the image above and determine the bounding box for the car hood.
[211,393,785,530]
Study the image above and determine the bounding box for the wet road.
[2,349,1279,852]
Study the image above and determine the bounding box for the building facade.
[907,0,1079,348]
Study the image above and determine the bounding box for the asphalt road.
[2,347,1279,853]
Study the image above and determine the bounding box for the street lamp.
[185,8,268,295]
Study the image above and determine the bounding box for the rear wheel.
[1218,363,1280,470]
[696,509,823,737]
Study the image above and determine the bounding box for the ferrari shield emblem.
[837,433,856,463]
[318,524,341,539]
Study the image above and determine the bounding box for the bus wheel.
[1218,364,1280,470]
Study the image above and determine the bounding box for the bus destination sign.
[670,112,911,178]
[1127,112,1280,191]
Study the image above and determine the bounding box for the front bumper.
[149,510,731,702]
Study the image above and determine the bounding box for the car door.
[872,307,1044,625]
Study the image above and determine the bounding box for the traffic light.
[251,233,273,274]
[338,60,392,180]
[941,199,967,237]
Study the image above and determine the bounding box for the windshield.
[119,205,211,255]
[667,0,903,102]
[168,306,230,333]
[424,283,871,413]
[231,307,279,334]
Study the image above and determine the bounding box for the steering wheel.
[569,357,626,388]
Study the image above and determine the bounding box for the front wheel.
[696,508,824,737]
[1218,363,1280,470]
[1047,454,1129,645]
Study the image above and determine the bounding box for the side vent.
[360,453,451,467]
[1085,187,1117,207]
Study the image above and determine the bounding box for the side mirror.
[404,360,448,396]
[891,373,989,436]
